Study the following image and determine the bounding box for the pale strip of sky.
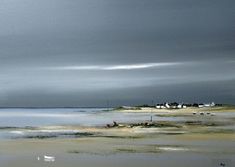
[42,62,182,71]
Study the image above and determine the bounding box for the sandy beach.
[0,106,235,167]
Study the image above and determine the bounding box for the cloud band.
[44,62,182,71]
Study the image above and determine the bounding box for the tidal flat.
[0,107,235,167]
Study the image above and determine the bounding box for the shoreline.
[113,106,235,113]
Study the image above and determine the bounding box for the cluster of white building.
[156,103,187,109]
[156,102,215,109]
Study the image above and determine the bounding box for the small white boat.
[44,155,55,162]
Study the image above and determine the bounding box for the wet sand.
[1,134,235,167]
[0,107,235,167]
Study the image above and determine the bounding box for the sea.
[0,108,155,139]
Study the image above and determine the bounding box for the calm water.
[0,108,161,127]
[0,108,159,139]
[2,108,235,127]
[0,108,108,127]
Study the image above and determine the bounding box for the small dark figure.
[106,124,111,128]
[113,121,118,127]
[220,162,226,166]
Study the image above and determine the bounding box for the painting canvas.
[0,1,234,167]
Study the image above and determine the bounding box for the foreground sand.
[1,132,235,167]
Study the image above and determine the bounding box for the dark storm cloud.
[0,0,235,107]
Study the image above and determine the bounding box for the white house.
[198,104,204,108]
[165,103,170,109]
[177,104,182,109]
[156,105,161,109]
[204,103,211,107]
[160,105,166,109]
[203,102,216,107]
[210,102,215,107]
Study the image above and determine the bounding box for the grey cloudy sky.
[0,0,235,107]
